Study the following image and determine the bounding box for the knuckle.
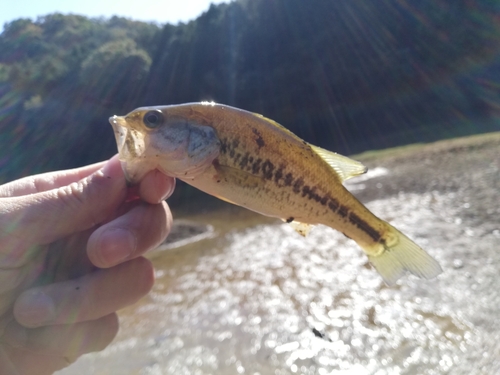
[0,201,43,267]
[56,181,87,210]
[55,178,100,227]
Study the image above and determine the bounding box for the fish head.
[109,104,221,184]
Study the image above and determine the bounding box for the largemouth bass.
[109,102,442,285]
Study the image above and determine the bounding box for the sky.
[1,0,230,30]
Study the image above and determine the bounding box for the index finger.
[0,161,106,198]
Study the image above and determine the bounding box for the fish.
[109,102,442,285]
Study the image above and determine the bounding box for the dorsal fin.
[310,145,367,183]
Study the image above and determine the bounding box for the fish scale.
[109,102,442,285]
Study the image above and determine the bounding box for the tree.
[80,38,152,108]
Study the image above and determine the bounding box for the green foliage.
[0,63,8,82]
[0,14,157,99]
[0,19,46,62]
[80,38,151,107]
[0,14,159,181]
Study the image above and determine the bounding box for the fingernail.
[161,177,176,201]
[14,290,55,327]
[100,228,136,266]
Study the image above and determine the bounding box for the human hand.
[0,156,175,374]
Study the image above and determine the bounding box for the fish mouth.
[109,115,150,184]
[109,115,128,158]
[109,115,133,181]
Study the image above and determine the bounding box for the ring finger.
[87,200,171,269]
[13,257,154,328]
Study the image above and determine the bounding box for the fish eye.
[143,110,164,128]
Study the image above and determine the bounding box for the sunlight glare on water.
[60,181,500,375]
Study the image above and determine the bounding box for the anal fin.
[289,221,313,237]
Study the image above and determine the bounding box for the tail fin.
[367,227,442,286]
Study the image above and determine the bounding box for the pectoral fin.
[213,163,263,188]
[311,145,367,182]
[207,165,263,206]
[212,194,238,205]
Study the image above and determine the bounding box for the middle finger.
[87,200,171,269]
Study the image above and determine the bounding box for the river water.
[59,134,500,375]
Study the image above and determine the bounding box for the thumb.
[0,158,127,266]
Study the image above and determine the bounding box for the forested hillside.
[1,0,499,183]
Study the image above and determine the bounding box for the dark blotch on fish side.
[293,178,304,193]
[252,158,262,174]
[348,212,381,242]
[252,128,265,149]
[221,137,241,160]
[220,139,228,154]
[338,205,349,218]
[284,173,294,186]
[298,184,325,203]
[302,185,310,197]
[274,166,284,184]
[262,160,274,180]
[286,217,294,223]
[308,186,321,202]
[239,153,250,169]
[328,198,339,212]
